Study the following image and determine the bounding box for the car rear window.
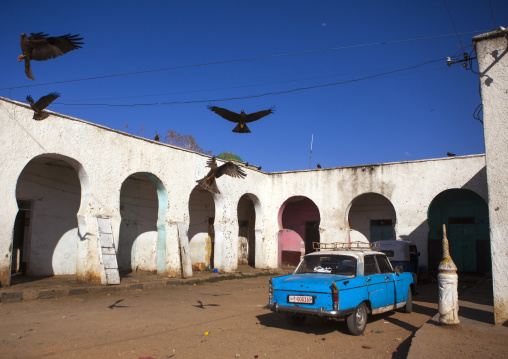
[296,255,357,276]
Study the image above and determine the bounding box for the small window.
[380,250,394,258]
[376,255,393,274]
[449,217,475,225]
[364,255,379,276]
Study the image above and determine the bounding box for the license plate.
[288,295,314,304]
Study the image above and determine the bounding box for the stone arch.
[118,172,168,275]
[188,186,215,270]
[13,153,90,280]
[237,193,263,268]
[277,196,320,266]
[346,192,396,243]
[427,188,490,273]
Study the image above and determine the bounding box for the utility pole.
[309,133,313,169]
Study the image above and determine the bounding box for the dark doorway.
[305,221,320,254]
[12,200,32,275]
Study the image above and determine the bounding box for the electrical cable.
[488,0,497,29]
[443,0,465,50]
[55,58,448,107]
[0,30,486,91]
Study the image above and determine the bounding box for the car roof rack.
[313,241,380,251]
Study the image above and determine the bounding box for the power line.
[0,30,485,92]
[55,58,447,107]
[443,0,465,50]
[488,0,497,29]
[64,63,450,102]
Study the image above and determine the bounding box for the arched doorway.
[347,193,396,242]
[237,194,258,267]
[188,186,215,270]
[278,196,320,266]
[428,189,490,273]
[13,155,84,278]
[118,172,167,275]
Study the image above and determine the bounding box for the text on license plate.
[288,295,314,304]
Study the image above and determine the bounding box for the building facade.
[0,29,506,324]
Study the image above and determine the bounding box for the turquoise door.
[428,189,489,273]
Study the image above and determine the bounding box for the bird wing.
[207,105,241,123]
[30,33,84,61]
[244,106,275,123]
[26,95,35,106]
[34,92,60,110]
[206,156,218,168]
[215,162,247,179]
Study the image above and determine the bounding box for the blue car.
[267,243,414,335]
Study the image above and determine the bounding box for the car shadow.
[256,312,341,335]
[256,311,385,335]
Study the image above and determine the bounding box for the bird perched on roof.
[447,152,456,157]
[207,105,275,133]
[196,156,246,194]
[154,133,160,141]
[18,32,84,80]
[26,92,60,121]
[317,163,321,168]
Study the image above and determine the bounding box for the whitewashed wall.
[474,28,508,325]
[0,97,489,289]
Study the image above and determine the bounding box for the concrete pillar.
[474,28,508,325]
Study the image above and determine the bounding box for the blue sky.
[1,1,506,172]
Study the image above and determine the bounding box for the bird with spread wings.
[207,105,275,133]
[18,32,84,80]
[26,92,60,121]
[196,156,247,194]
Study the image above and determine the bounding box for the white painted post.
[438,224,460,325]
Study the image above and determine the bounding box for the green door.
[427,189,489,273]
[448,220,477,272]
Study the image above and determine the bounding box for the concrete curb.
[0,271,286,304]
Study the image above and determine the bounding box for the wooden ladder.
[96,217,120,285]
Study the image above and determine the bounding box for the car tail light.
[269,278,273,302]
[332,282,339,311]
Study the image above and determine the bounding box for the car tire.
[346,302,368,336]
[402,288,412,313]
[285,314,306,326]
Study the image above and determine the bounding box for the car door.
[376,254,396,308]
[364,255,388,310]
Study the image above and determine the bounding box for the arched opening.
[188,186,215,270]
[237,194,258,267]
[347,193,396,243]
[118,172,167,276]
[13,155,84,280]
[277,196,320,266]
[428,189,490,273]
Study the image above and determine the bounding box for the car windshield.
[295,255,357,276]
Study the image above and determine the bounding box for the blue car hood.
[273,273,351,293]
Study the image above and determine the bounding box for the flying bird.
[18,32,84,80]
[26,92,60,121]
[207,105,275,133]
[196,156,246,194]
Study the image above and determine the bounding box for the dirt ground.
[0,276,505,359]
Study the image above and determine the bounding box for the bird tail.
[196,177,220,194]
[232,123,251,133]
[24,60,34,80]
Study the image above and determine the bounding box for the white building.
[0,29,506,325]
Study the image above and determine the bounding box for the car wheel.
[346,302,368,336]
[403,288,412,313]
[285,314,306,326]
